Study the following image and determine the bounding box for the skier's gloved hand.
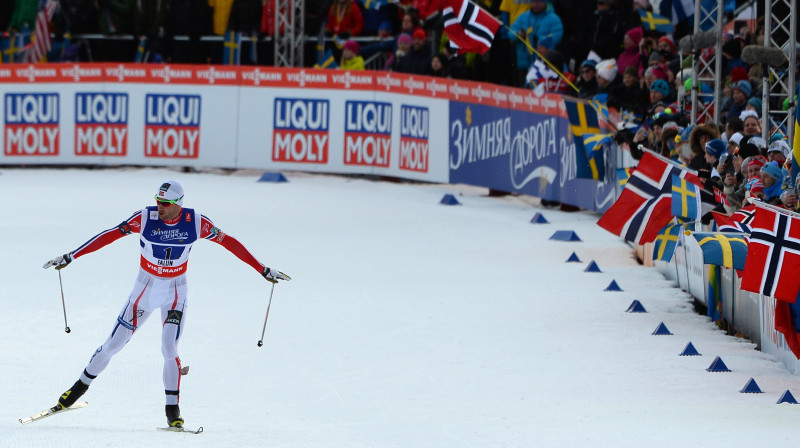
[262,267,291,284]
[43,253,72,270]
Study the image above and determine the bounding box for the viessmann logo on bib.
[75,92,129,156]
[4,93,60,156]
[144,94,201,159]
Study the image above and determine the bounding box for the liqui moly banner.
[272,98,329,164]
[4,93,60,157]
[0,63,611,211]
[75,93,128,157]
[144,94,201,159]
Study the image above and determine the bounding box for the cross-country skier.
[42,180,290,428]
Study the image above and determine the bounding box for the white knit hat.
[596,59,618,82]
[156,180,185,205]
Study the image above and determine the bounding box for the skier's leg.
[58,277,153,408]
[161,280,187,426]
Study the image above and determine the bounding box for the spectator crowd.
[3,0,798,215]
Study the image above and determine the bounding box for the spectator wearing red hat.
[657,35,675,58]
[395,27,433,75]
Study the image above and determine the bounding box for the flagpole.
[506,26,579,93]
[747,197,800,218]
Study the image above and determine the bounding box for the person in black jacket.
[576,59,598,99]
[608,66,648,115]
[588,0,624,60]
[395,27,432,75]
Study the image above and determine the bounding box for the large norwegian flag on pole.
[741,202,800,302]
[441,0,501,54]
[26,0,58,63]
[597,150,704,244]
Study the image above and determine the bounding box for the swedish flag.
[671,174,701,220]
[583,133,611,180]
[652,222,681,262]
[565,99,603,180]
[313,49,339,69]
[690,232,748,270]
[639,10,674,34]
[617,167,633,187]
[1,31,31,63]
[223,30,242,66]
[361,0,388,10]
[134,36,147,63]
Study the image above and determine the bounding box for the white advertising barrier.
[0,64,458,184]
[760,295,800,374]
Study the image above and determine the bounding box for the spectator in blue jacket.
[510,0,563,87]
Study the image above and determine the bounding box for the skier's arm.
[200,216,290,282]
[43,211,142,269]
[71,211,142,260]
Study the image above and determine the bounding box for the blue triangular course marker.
[549,230,581,241]
[257,172,288,183]
[679,342,700,356]
[652,322,672,335]
[584,260,602,273]
[530,212,549,224]
[626,300,647,313]
[565,252,582,263]
[777,390,798,404]
[740,378,763,394]
[440,194,461,205]
[604,280,622,291]
[706,356,731,372]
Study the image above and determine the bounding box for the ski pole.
[257,282,276,347]
[57,270,71,333]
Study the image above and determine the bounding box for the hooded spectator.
[617,27,643,76]
[688,123,720,171]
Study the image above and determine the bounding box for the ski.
[19,401,88,425]
[157,425,204,434]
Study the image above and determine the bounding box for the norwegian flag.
[732,204,757,226]
[26,0,58,63]
[713,187,729,207]
[711,211,751,234]
[441,0,500,54]
[741,205,800,302]
[597,151,704,244]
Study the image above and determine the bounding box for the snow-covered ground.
[2,167,800,447]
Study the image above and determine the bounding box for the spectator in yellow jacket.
[340,40,365,70]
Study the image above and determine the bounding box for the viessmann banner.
[0,63,614,212]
